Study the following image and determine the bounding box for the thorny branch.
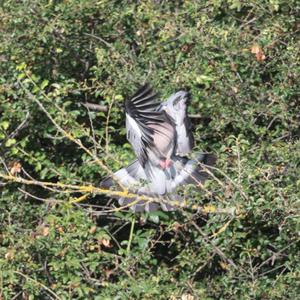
[0,171,236,215]
[190,220,238,270]
[19,78,126,190]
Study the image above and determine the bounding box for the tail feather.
[100,176,113,189]
[184,153,217,185]
[200,153,217,167]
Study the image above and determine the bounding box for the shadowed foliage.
[0,0,299,299]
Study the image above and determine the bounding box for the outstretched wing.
[160,91,194,156]
[100,159,147,189]
[169,153,217,190]
[125,84,175,167]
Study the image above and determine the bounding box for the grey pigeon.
[101,84,216,212]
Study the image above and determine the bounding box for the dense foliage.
[1,0,299,299]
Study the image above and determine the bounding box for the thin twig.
[8,111,30,139]
[105,96,115,155]
[82,102,108,112]
[13,271,61,300]
[126,216,136,254]
[191,220,238,270]
[18,187,63,204]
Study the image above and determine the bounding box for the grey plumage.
[101,153,216,212]
[100,84,217,212]
[159,91,194,156]
[125,84,176,170]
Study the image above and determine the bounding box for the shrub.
[0,0,299,299]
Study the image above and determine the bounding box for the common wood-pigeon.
[101,84,216,212]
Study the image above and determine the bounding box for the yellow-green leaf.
[5,138,16,147]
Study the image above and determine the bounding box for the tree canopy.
[0,0,299,299]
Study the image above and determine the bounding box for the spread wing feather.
[160,91,194,156]
[125,84,174,167]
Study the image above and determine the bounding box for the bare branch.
[191,220,239,270]
[0,172,236,215]
[81,102,108,112]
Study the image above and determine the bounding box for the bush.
[0,0,299,299]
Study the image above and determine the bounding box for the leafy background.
[0,0,299,299]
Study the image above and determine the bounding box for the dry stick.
[18,187,63,204]
[0,157,10,173]
[0,111,30,148]
[0,172,177,210]
[191,220,238,270]
[8,110,30,139]
[14,271,61,300]
[11,291,22,300]
[190,253,216,280]
[126,216,136,254]
[209,218,234,238]
[105,96,115,155]
[82,102,108,112]
[254,239,299,273]
[19,80,125,191]
[85,105,98,154]
[236,140,242,188]
[0,172,236,215]
[0,172,128,199]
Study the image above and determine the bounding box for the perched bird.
[101,84,216,212]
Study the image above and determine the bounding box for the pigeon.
[101,84,216,212]
[101,153,216,212]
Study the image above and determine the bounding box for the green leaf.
[5,138,16,147]
[0,121,9,130]
[17,73,25,80]
[40,79,49,90]
[16,62,27,71]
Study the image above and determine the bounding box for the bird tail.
[188,152,217,184]
[99,176,114,189]
[197,152,217,167]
